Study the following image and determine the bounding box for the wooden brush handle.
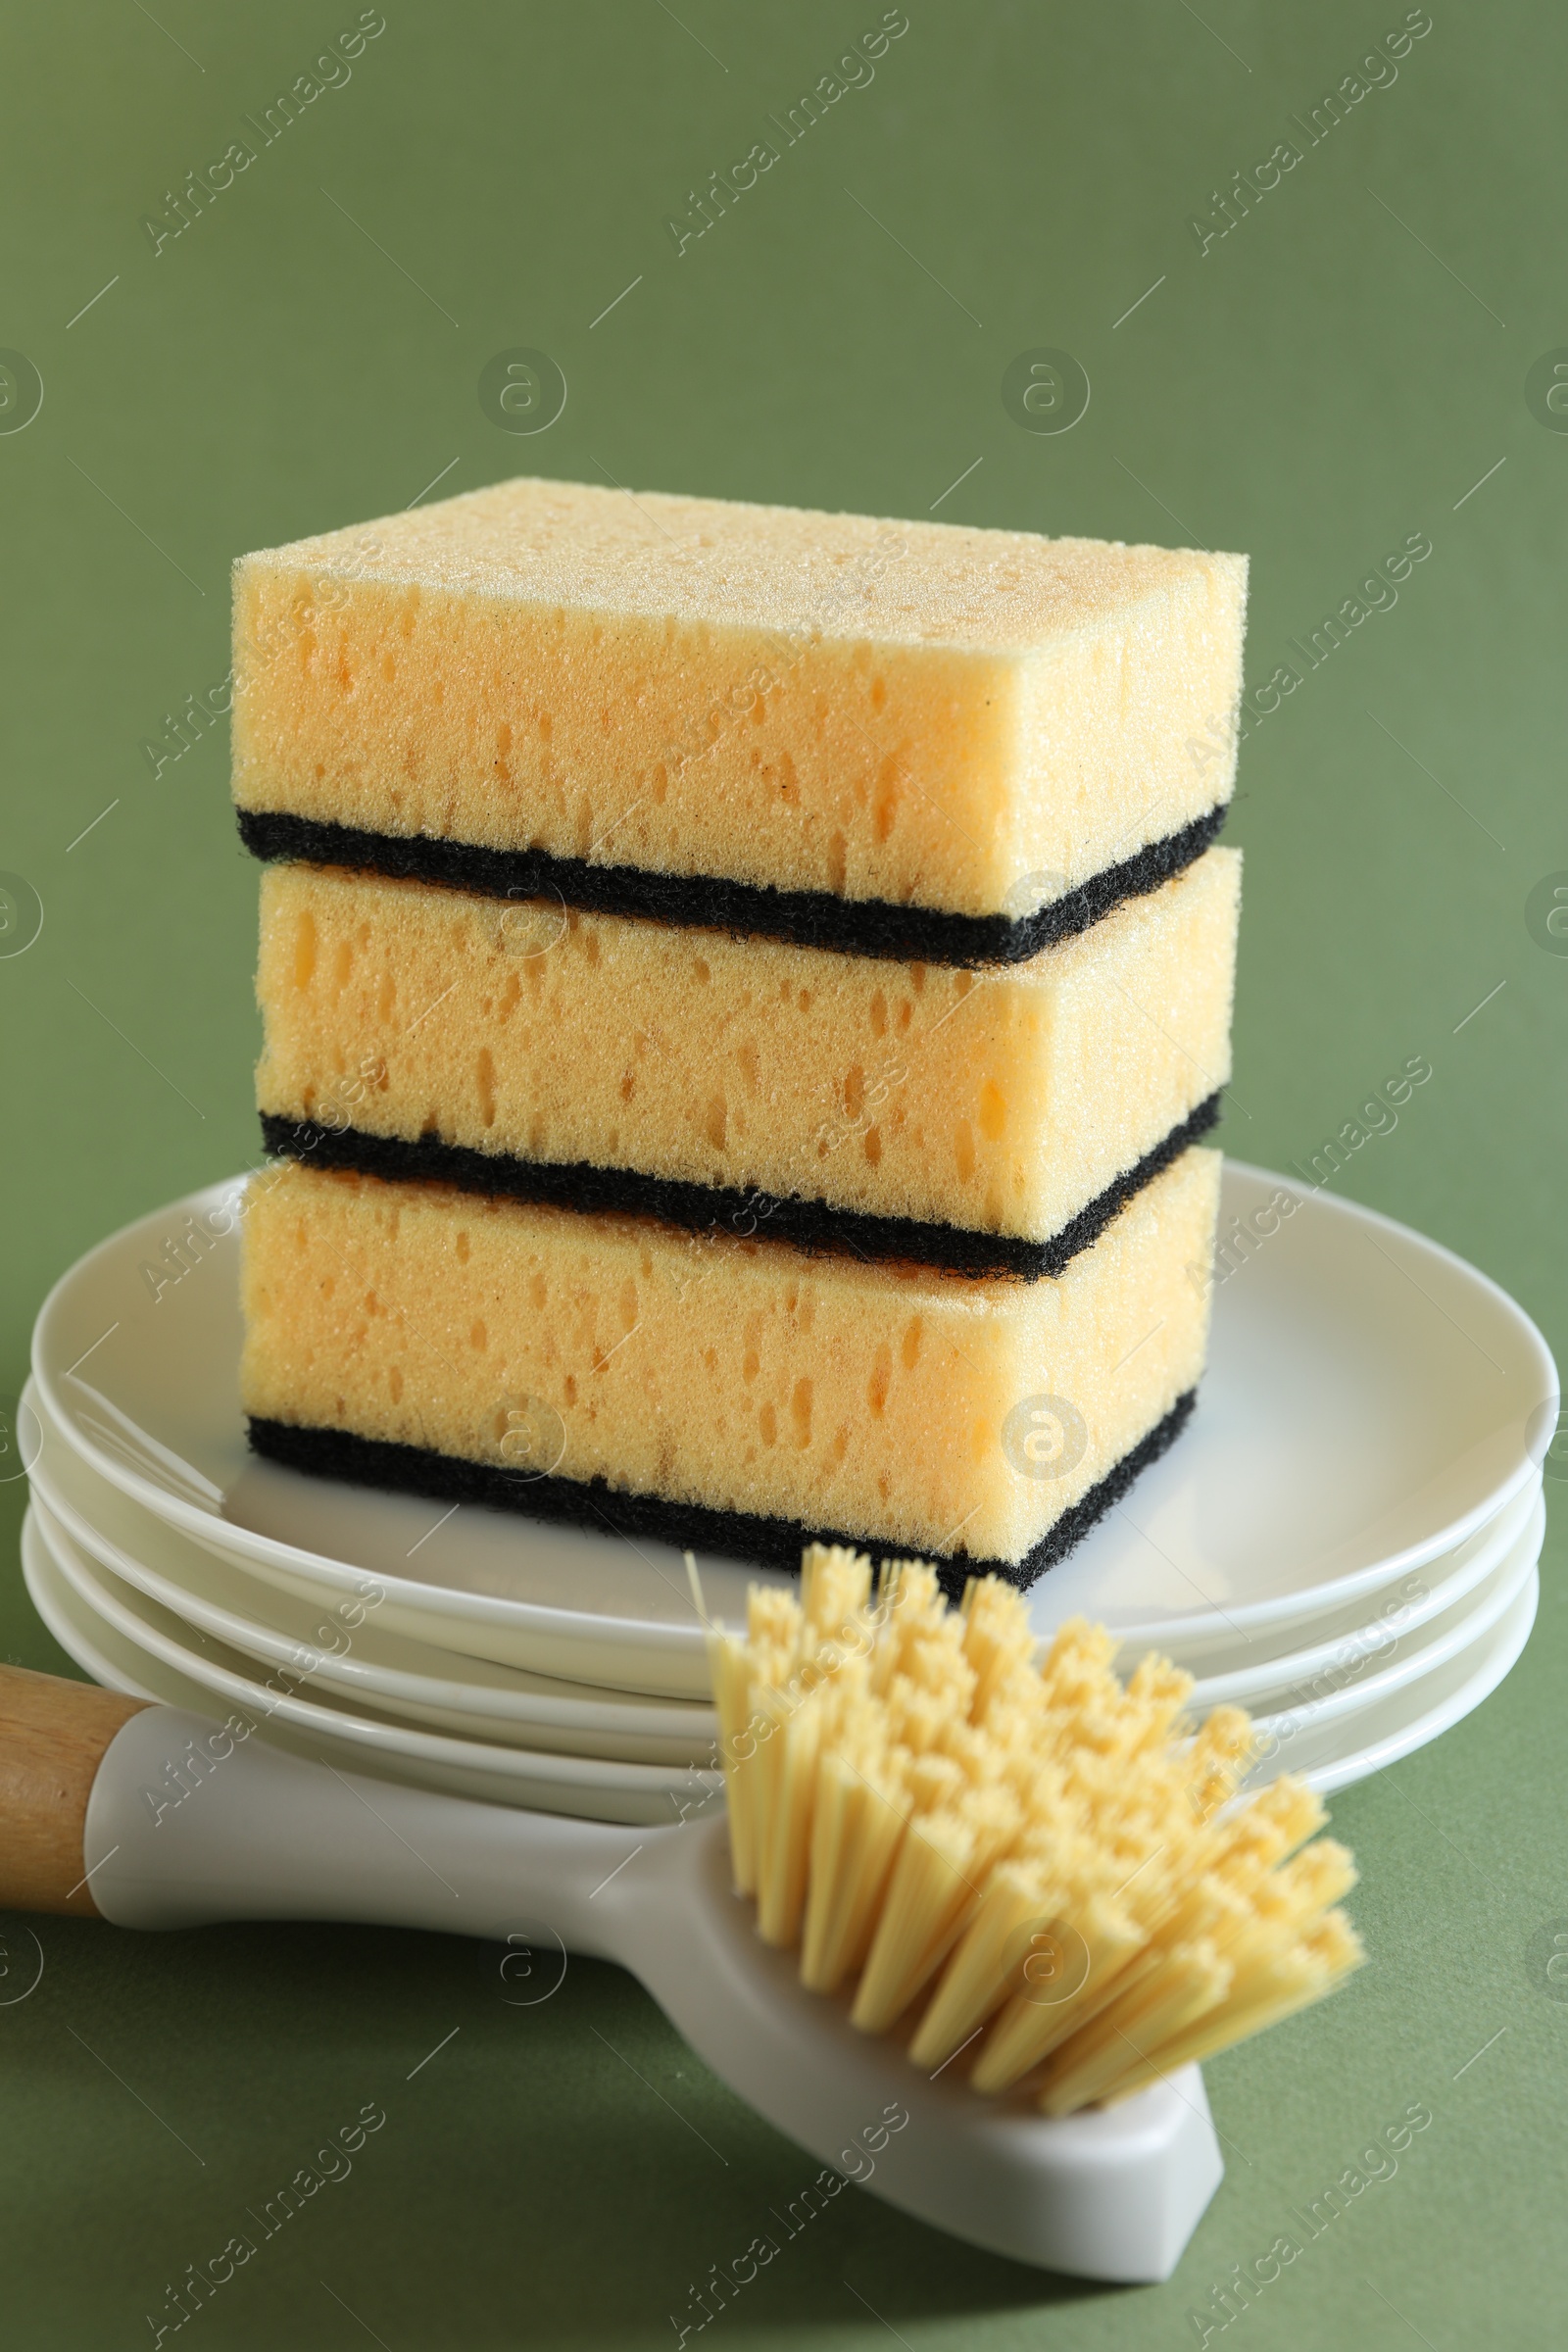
[0,1666,149,1915]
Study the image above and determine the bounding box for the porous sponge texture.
[232,476,1247,918]
[255,849,1239,1246]
[238,1149,1220,1567]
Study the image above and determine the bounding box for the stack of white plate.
[18,1162,1555,1826]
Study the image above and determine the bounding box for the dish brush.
[710,1545,1363,2116]
[0,1544,1363,2280]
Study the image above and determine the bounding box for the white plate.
[25,1499,1538,1809]
[31,1164,1558,1696]
[1186,1478,1543,1712]
[23,1507,722,1828]
[37,1466,1537,1788]
[24,1391,717,1765]
[1243,1491,1541,1740]
[1247,1566,1539,1796]
[29,1362,1542,1754]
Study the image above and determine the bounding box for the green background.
[2,1,1564,2343]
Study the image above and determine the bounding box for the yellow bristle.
[799,1741,910,1992]
[961,1782,1021,1873]
[869,1564,952,1692]
[1272,1837,1359,1917]
[725,1545,1364,2115]
[1149,1852,1252,1958]
[1204,1810,1298,1897]
[1037,1620,1121,1714]
[800,1543,873,1638]
[1120,1654,1198,1750]
[748,1584,802,1649]
[1238,1772,1328,1854]
[1107,1912,1366,2097]
[960,1578,1039,1719]
[890,1745,947,1805]
[850,1809,985,2033]
[753,1684,823,1946]
[1037,1940,1233,2115]
[969,1890,1150,2093]
[1183,1704,1259,1822]
[906,1862,1053,2070]
[1303,1907,1367,1979]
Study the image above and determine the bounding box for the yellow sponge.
[232,476,1246,936]
[255,849,1239,1267]
[239,1149,1220,1579]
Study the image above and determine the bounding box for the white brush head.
[618,1806,1223,2281]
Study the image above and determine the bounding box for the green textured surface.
[1,2,1564,2343]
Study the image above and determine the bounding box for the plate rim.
[1298,1566,1539,1796]
[25,1499,1539,1808]
[1245,1490,1542,1737]
[1183,1473,1542,1705]
[34,1368,1542,1739]
[25,1406,719,1738]
[30,1162,1560,1664]
[26,1502,722,1796]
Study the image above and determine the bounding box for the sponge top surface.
[237,474,1245,658]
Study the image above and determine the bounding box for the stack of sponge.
[234,477,1245,1592]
